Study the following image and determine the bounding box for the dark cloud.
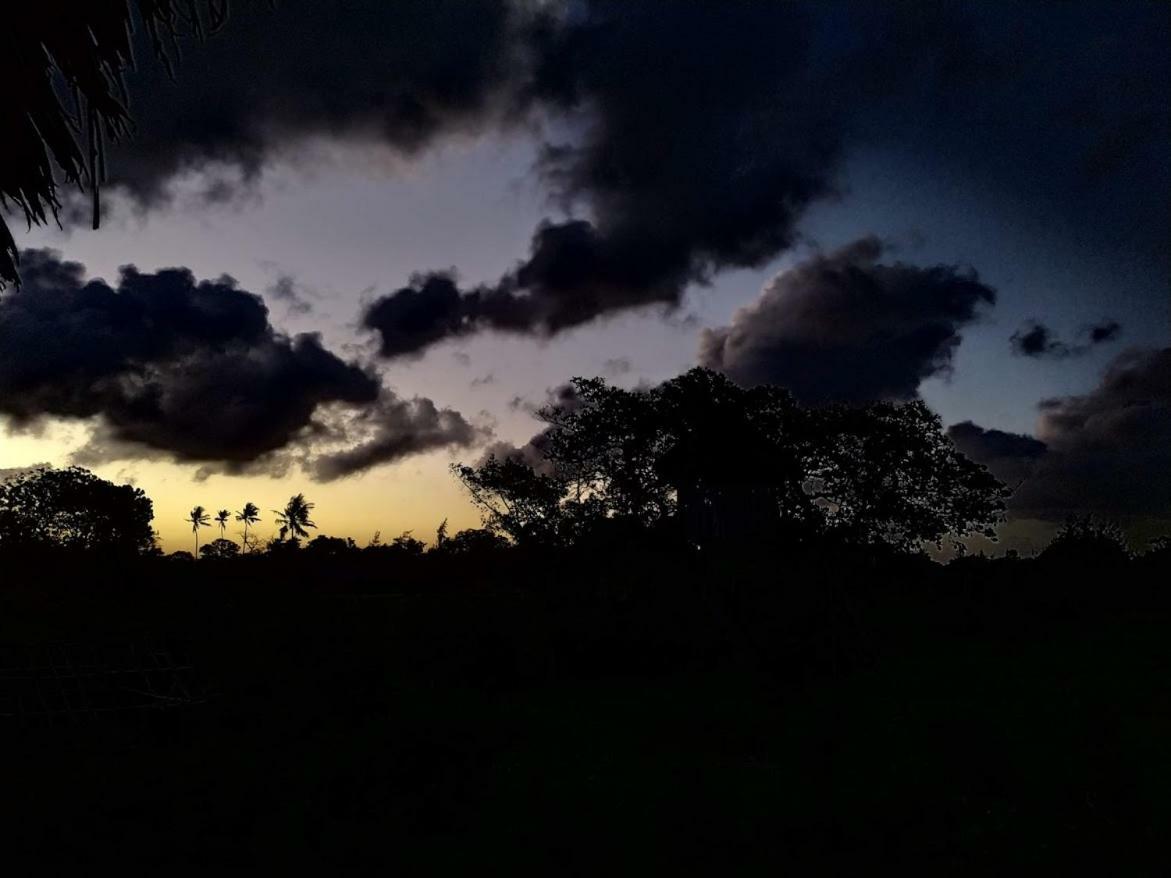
[952,348,1171,520]
[1011,321,1070,359]
[947,422,1047,489]
[0,249,478,474]
[697,238,995,403]
[1087,320,1122,345]
[104,0,530,206]
[359,2,845,355]
[81,2,1163,350]
[1010,319,1123,359]
[311,396,482,481]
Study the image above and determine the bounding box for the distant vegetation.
[2,372,1167,871]
[0,369,1164,569]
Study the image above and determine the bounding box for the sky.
[1,0,1168,553]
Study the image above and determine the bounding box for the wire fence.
[0,640,209,728]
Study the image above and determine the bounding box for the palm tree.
[187,505,211,556]
[2,3,230,287]
[273,493,316,543]
[235,502,261,552]
[215,509,231,541]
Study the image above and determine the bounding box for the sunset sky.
[2,1,1168,553]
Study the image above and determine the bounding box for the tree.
[0,466,154,554]
[215,508,231,541]
[453,456,568,546]
[390,531,425,556]
[235,501,261,552]
[805,400,1007,552]
[187,505,211,556]
[273,493,316,543]
[305,535,356,556]
[434,527,510,556]
[537,377,674,526]
[1,2,229,286]
[1041,516,1130,567]
[453,368,1008,554]
[200,537,239,560]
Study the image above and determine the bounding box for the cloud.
[697,238,995,403]
[947,422,1047,489]
[311,396,482,481]
[1010,321,1071,359]
[1010,319,1123,359]
[267,275,313,316]
[103,0,530,206]
[1087,320,1122,345]
[79,2,1163,351]
[602,357,631,377]
[950,347,1171,520]
[0,249,478,475]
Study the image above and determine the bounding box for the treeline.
[0,369,1166,570]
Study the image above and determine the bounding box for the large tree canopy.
[455,368,1007,553]
[0,465,155,554]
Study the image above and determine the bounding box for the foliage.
[455,368,1007,553]
[274,493,316,541]
[0,466,154,554]
[1041,515,1130,566]
[236,501,261,551]
[453,456,568,546]
[389,531,426,557]
[186,505,211,555]
[306,535,357,556]
[432,527,509,556]
[200,537,240,560]
[1,1,227,286]
[804,401,1008,552]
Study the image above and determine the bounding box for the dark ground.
[1,550,1168,871]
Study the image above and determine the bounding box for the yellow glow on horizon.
[1,423,482,553]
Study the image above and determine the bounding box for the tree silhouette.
[215,509,231,541]
[200,537,240,560]
[235,501,261,552]
[453,456,567,546]
[187,505,211,556]
[273,493,316,543]
[805,400,1008,552]
[455,368,1007,553]
[1041,515,1130,567]
[0,466,154,554]
[433,527,509,556]
[1,2,230,286]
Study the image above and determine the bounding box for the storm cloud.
[67,1,1162,354]
[950,347,1171,520]
[105,0,529,206]
[697,238,995,403]
[312,396,483,482]
[75,0,1162,356]
[0,249,478,474]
